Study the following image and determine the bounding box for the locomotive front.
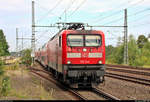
[62,30,105,88]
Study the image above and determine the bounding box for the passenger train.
[35,23,105,88]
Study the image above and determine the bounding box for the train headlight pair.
[67,61,71,64]
[98,61,102,64]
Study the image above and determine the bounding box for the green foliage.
[128,35,139,66]
[141,42,150,65]
[105,45,115,64]
[113,45,124,64]
[0,76,11,96]
[106,44,124,64]
[0,29,10,56]
[106,34,150,67]
[137,35,148,48]
[21,49,32,66]
[0,60,4,76]
[12,62,19,70]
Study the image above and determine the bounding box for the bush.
[0,60,4,76]
[21,49,32,66]
[0,76,11,96]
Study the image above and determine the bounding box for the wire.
[89,0,133,23]
[126,0,145,8]
[130,21,150,28]
[92,10,123,23]
[128,13,150,23]
[96,7,150,25]
[89,0,146,24]
[102,17,123,25]
[35,29,51,42]
[58,0,75,20]
[68,0,87,18]
[128,8,150,17]
[36,0,63,23]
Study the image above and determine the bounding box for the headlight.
[98,61,102,64]
[67,61,71,64]
[83,48,87,52]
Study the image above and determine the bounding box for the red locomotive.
[35,23,105,88]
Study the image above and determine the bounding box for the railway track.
[106,64,150,71]
[105,72,150,86]
[106,67,150,76]
[92,88,120,100]
[29,65,120,100]
[105,64,150,86]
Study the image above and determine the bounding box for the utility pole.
[31,0,35,64]
[16,28,18,57]
[16,28,31,57]
[124,9,128,65]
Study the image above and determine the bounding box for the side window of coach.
[59,36,61,47]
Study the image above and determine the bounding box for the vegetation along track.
[29,67,87,100]
[105,64,150,86]
[106,64,150,71]
[29,65,120,100]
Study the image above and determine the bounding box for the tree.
[128,35,140,66]
[105,45,115,63]
[113,45,124,64]
[105,45,114,58]
[117,36,123,46]
[21,49,32,66]
[137,35,148,48]
[0,30,9,56]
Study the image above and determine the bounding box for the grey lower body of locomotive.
[63,64,105,88]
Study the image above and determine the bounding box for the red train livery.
[35,23,105,88]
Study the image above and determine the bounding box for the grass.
[0,68,53,100]
[0,62,54,100]
[3,63,19,71]
[143,65,150,68]
[8,90,29,99]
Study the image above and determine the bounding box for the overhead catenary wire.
[128,7,150,17]
[90,0,146,24]
[90,0,144,23]
[130,22,150,28]
[92,10,123,24]
[128,12,150,24]
[68,0,87,18]
[101,7,150,25]
[36,0,63,23]
[58,0,75,21]
[35,29,51,42]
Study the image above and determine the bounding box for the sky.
[0,0,150,52]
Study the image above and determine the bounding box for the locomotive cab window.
[67,35,83,47]
[85,35,101,47]
[67,34,101,47]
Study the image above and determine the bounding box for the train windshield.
[85,35,101,46]
[67,35,84,46]
[67,34,101,47]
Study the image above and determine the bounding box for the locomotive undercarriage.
[36,60,105,88]
[64,65,105,88]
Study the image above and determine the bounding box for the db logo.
[82,53,88,58]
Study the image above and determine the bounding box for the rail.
[92,88,120,100]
